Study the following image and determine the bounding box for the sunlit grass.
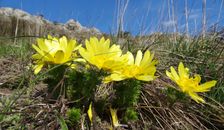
[0,37,31,58]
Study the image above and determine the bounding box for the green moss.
[123,108,138,123]
[66,108,81,125]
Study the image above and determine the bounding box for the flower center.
[179,77,199,92]
[123,65,140,78]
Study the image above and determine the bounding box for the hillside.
[0,7,101,40]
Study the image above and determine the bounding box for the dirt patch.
[0,56,24,88]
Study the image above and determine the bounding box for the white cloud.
[189,14,199,19]
[162,20,176,27]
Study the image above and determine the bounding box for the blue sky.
[0,0,224,35]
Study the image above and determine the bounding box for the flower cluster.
[32,35,217,128]
[32,36,217,103]
[79,37,158,83]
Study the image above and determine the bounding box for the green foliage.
[123,108,138,123]
[66,69,101,106]
[0,96,22,129]
[94,99,107,116]
[57,114,69,130]
[164,87,188,104]
[43,65,67,99]
[66,108,81,125]
[0,114,22,129]
[113,79,142,108]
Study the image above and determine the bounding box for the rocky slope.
[0,7,101,40]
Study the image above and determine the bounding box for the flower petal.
[197,80,217,92]
[140,50,150,68]
[135,50,142,66]
[178,62,189,78]
[54,50,65,64]
[47,35,53,40]
[32,44,44,56]
[85,39,94,53]
[100,37,105,44]
[104,39,110,50]
[65,39,76,59]
[136,75,155,81]
[79,47,95,65]
[32,54,42,60]
[59,36,68,50]
[170,66,180,81]
[188,92,205,103]
[194,74,201,83]
[34,63,44,74]
[110,107,120,127]
[103,73,126,83]
[126,51,134,65]
[166,70,174,80]
[73,58,86,62]
[87,102,93,124]
[37,38,49,51]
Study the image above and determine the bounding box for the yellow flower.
[166,62,217,103]
[32,35,83,74]
[110,107,120,127]
[87,102,93,124]
[79,37,126,71]
[104,50,158,83]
